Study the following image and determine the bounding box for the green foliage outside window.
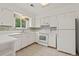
[15,17,26,28]
[15,17,21,27]
[22,19,26,28]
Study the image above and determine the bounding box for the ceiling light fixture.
[40,3,48,6]
[30,4,34,7]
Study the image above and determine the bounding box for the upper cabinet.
[40,17,49,25]
[40,16,58,27]
[29,16,35,27]
[35,17,40,27]
[0,9,15,26]
[49,16,58,27]
[29,16,40,28]
[57,13,76,29]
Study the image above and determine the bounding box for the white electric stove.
[38,25,50,46]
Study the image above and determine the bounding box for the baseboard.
[57,50,76,56]
[16,42,36,52]
[16,42,76,56]
[48,46,56,49]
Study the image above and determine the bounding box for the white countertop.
[0,31,35,44]
[0,35,17,44]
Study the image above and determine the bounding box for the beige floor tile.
[16,43,71,56]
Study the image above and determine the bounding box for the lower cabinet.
[48,30,57,48]
[15,38,21,51]
[14,34,22,51]
[14,32,35,51]
[0,41,16,56]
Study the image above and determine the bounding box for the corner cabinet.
[12,32,35,51]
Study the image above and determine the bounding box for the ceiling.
[0,3,79,17]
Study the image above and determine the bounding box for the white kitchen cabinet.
[0,41,16,56]
[40,17,49,25]
[40,16,57,27]
[49,16,58,27]
[57,14,75,29]
[29,16,35,27]
[34,17,40,27]
[57,30,76,55]
[21,34,28,48]
[0,9,15,26]
[34,32,39,42]
[22,32,35,48]
[29,16,40,28]
[0,35,16,56]
[48,30,57,48]
[13,34,22,51]
[21,33,35,48]
[12,32,35,51]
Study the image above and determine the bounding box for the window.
[15,17,26,28]
[15,17,21,27]
[22,19,26,28]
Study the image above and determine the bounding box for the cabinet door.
[0,10,4,25]
[57,14,75,29]
[21,34,29,48]
[29,17,35,27]
[0,10,15,26]
[57,30,76,55]
[40,17,49,25]
[29,33,35,43]
[35,17,40,27]
[21,33,35,48]
[40,16,57,27]
[14,35,22,51]
[17,39,22,50]
[29,16,40,27]
[49,16,58,27]
[48,31,56,48]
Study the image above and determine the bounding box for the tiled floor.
[16,43,71,56]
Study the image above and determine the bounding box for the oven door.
[39,33,48,44]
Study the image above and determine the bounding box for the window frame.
[15,17,27,29]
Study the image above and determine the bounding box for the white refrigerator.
[57,14,76,55]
